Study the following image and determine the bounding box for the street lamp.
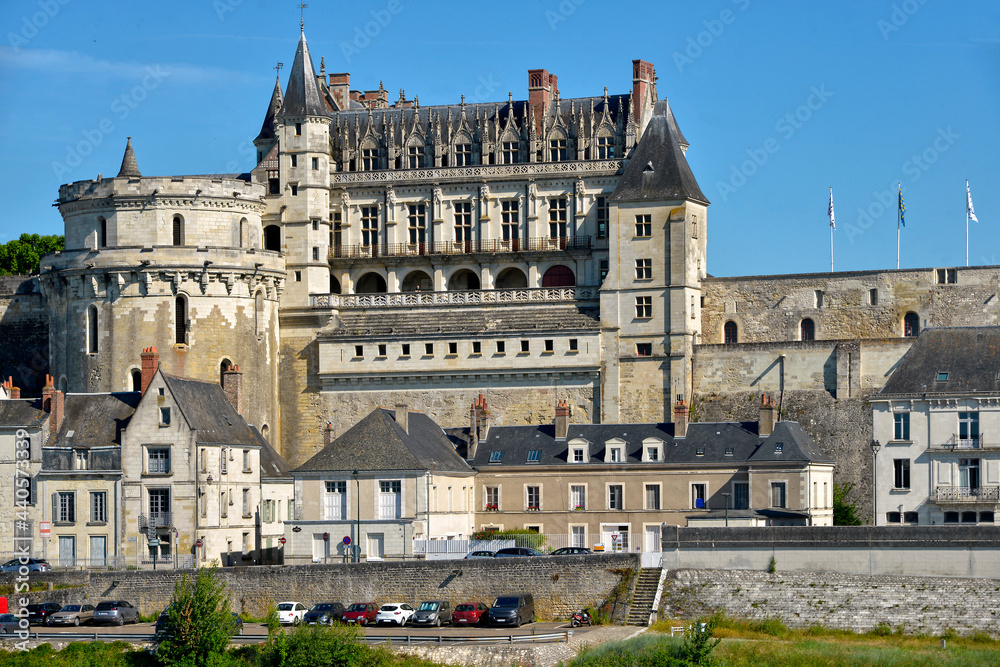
[870,439,881,526]
[721,493,731,528]
[352,470,360,563]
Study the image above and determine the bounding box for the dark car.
[451,602,489,626]
[551,547,592,556]
[488,593,535,628]
[412,600,450,627]
[0,558,51,573]
[342,602,378,626]
[305,603,345,625]
[493,547,545,558]
[0,614,23,634]
[92,600,139,625]
[464,550,495,559]
[157,610,243,637]
[27,602,62,625]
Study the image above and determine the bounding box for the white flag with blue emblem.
[967,180,978,223]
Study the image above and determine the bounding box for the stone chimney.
[395,404,409,434]
[329,72,350,110]
[673,395,689,438]
[468,394,489,460]
[528,68,556,133]
[222,364,243,415]
[323,421,335,447]
[41,375,64,434]
[554,399,570,440]
[759,393,777,437]
[140,346,159,395]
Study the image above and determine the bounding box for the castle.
[10,28,998,501]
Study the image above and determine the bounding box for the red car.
[451,602,489,626]
[342,602,378,626]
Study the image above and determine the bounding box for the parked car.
[26,602,62,625]
[493,547,545,557]
[49,604,95,626]
[375,603,414,626]
[157,610,242,636]
[275,601,308,625]
[412,600,450,627]
[451,602,489,626]
[0,614,23,634]
[92,600,140,625]
[488,594,535,628]
[0,558,51,573]
[463,550,495,559]
[342,602,378,626]
[304,602,345,625]
[551,547,592,556]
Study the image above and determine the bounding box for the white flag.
[828,187,835,230]
[967,180,978,223]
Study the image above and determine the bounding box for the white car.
[375,603,414,626]
[276,601,308,625]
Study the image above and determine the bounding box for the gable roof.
[610,112,708,205]
[879,327,1000,396]
[161,373,258,446]
[48,393,141,448]
[295,408,473,475]
[253,427,292,481]
[0,399,49,429]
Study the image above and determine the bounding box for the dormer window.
[572,448,585,463]
[526,450,541,463]
[936,372,949,381]
[488,451,503,464]
[642,439,663,462]
[774,443,783,454]
[609,448,622,463]
[695,447,705,456]
[74,450,89,471]
[725,447,734,457]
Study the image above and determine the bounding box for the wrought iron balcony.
[138,512,173,530]
[330,236,591,260]
[929,433,995,451]
[930,486,1000,504]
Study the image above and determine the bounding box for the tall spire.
[117,137,141,178]
[254,74,285,144]
[278,31,330,118]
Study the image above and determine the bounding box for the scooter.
[570,609,591,627]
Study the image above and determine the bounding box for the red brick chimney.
[41,374,54,411]
[632,59,656,127]
[140,347,159,395]
[329,72,350,110]
[323,421,335,447]
[673,395,689,438]
[554,399,570,440]
[759,393,777,437]
[528,68,555,133]
[3,377,19,399]
[222,364,243,415]
[468,394,489,460]
[41,375,64,433]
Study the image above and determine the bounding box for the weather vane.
[274,62,283,75]
[299,2,308,31]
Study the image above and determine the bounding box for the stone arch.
[97,216,107,248]
[447,269,480,291]
[220,358,233,385]
[800,318,815,341]
[724,320,738,344]
[175,294,189,345]
[495,267,528,289]
[263,225,281,252]
[254,290,265,334]
[172,215,185,246]
[330,273,341,294]
[401,270,432,292]
[87,304,99,353]
[542,265,576,287]
[904,312,919,337]
[130,368,142,392]
[238,217,247,248]
[356,272,387,294]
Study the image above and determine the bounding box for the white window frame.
[644,483,661,510]
[525,484,541,511]
[642,439,663,462]
[484,485,500,511]
[607,483,623,510]
[570,484,587,511]
[690,482,708,510]
[378,480,402,520]
[770,481,787,508]
[568,438,590,463]
[570,524,586,548]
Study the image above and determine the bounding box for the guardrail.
[23,631,573,645]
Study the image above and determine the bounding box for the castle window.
[131,369,142,392]
[400,343,410,357]
[295,122,302,135]
[263,225,281,252]
[501,141,518,164]
[175,296,188,345]
[904,312,919,337]
[544,339,554,353]
[635,296,652,319]
[312,157,319,170]
[291,155,297,168]
[406,143,423,169]
[87,305,99,354]
[354,345,363,358]
[361,207,379,247]
[549,138,567,162]
[542,265,575,287]
[548,199,568,241]
[636,343,652,356]
[501,201,519,244]
[312,220,318,231]
[596,135,614,160]
[770,482,786,508]
[377,344,386,357]
[98,217,107,248]
[294,271,301,282]
[635,259,652,281]
[448,342,458,355]
[869,288,878,306]
[569,338,578,351]
[407,204,427,245]
[290,184,298,196]
[472,341,481,355]
[239,218,246,248]
[800,318,815,341]
[724,321,738,344]
[496,340,505,354]
[361,146,378,171]
[692,215,698,239]
[815,290,824,308]
[454,143,472,166]
[595,197,608,238]
[937,268,957,284]
[424,343,433,356]
[635,215,652,238]
[172,216,184,246]
[312,247,319,261]
[454,202,473,245]
[520,339,529,353]
[255,290,264,334]
[599,260,609,283]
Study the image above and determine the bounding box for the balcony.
[311,285,599,309]
[138,512,173,530]
[331,159,624,186]
[929,433,996,452]
[930,486,1000,504]
[330,236,591,261]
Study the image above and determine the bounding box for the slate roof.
[278,31,331,118]
[253,427,292,481]
[48,393,141,448]
[254,75,284,144]
[473,419,832,467]
[117,137,141,178]
[880,327,1000,396]
[325,305,601,338]
[610,112,708,205]
[295,408,473,475]
[161,373,258,446]
[0,399,49,428]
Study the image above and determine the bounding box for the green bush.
[156,568,236,667]
[866,622,893,637]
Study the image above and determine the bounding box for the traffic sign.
[148,538,160,547]
[342,536,351,546]
[278,537,286,545]
[195,539,204,548]
[323,532,329,542]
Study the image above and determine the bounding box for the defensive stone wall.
[0,277,48,394]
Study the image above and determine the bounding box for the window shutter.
[52,493,58,522]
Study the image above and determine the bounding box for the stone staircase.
[626,567,663,626]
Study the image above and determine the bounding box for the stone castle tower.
[39,139,284,438]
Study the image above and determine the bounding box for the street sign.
[278,537,286,545]
[611,533,619,542]
[195,539,204,548]
[342,536,351,546]
[323,532,329,542]
[148,538,160,547]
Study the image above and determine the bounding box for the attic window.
[489,451,503,463]
[775,443,783,454]
[695,447,705,456]
[936,372,949,381]
[643,161,654,172]
[526,450,541,463]
[725,447,734,457]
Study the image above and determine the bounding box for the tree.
[156,568,236,667]
[0,234,63,275]
[833,481,863,526]
[681,616,722,665]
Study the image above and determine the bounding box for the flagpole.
[896,182,901,270]
[830,186,834,273]
[966,179,970,267]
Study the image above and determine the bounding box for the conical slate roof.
[117,137,141,177]
[610,112,708,204]
[278,31,330,118]
[254,75,284,144]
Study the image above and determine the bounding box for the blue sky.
[1,0,997,276]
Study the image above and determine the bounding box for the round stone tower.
[39,138,284,440]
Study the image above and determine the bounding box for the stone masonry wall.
[4,554,637,621]
[0,277,49,394]
[665,568,1000,636]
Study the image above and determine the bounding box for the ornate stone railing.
[930,486,1000,503]
[310,286,599,309]
[331,236,591,259]
[332,160,625,185]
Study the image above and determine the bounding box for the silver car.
[92,600,139,625]
[49,604,94,626]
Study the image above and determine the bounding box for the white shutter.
[937,461,953,485]
[985,460,999,485]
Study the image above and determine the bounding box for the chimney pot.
[673,395,689,438]
[759,393,777,437]
[554,399,570,440]
[140,347,159,395]
[222,364,243,415]
[323,421,335,447]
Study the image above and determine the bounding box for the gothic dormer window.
[596,134,615,159]
[406,142,423,169]
[454,142,472,166]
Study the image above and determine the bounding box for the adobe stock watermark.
[220,136,257,174]
[715,84,833,202]
[843,127,959,244]
[339,0,405,64]
[12,428,34,650]
[877,0,929,40]
[7,0,71,53]
[51,65,169,179]
[546,0,586,30]
[466,75,502,104]
[213,0,242,21]
[672,0,751,73]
